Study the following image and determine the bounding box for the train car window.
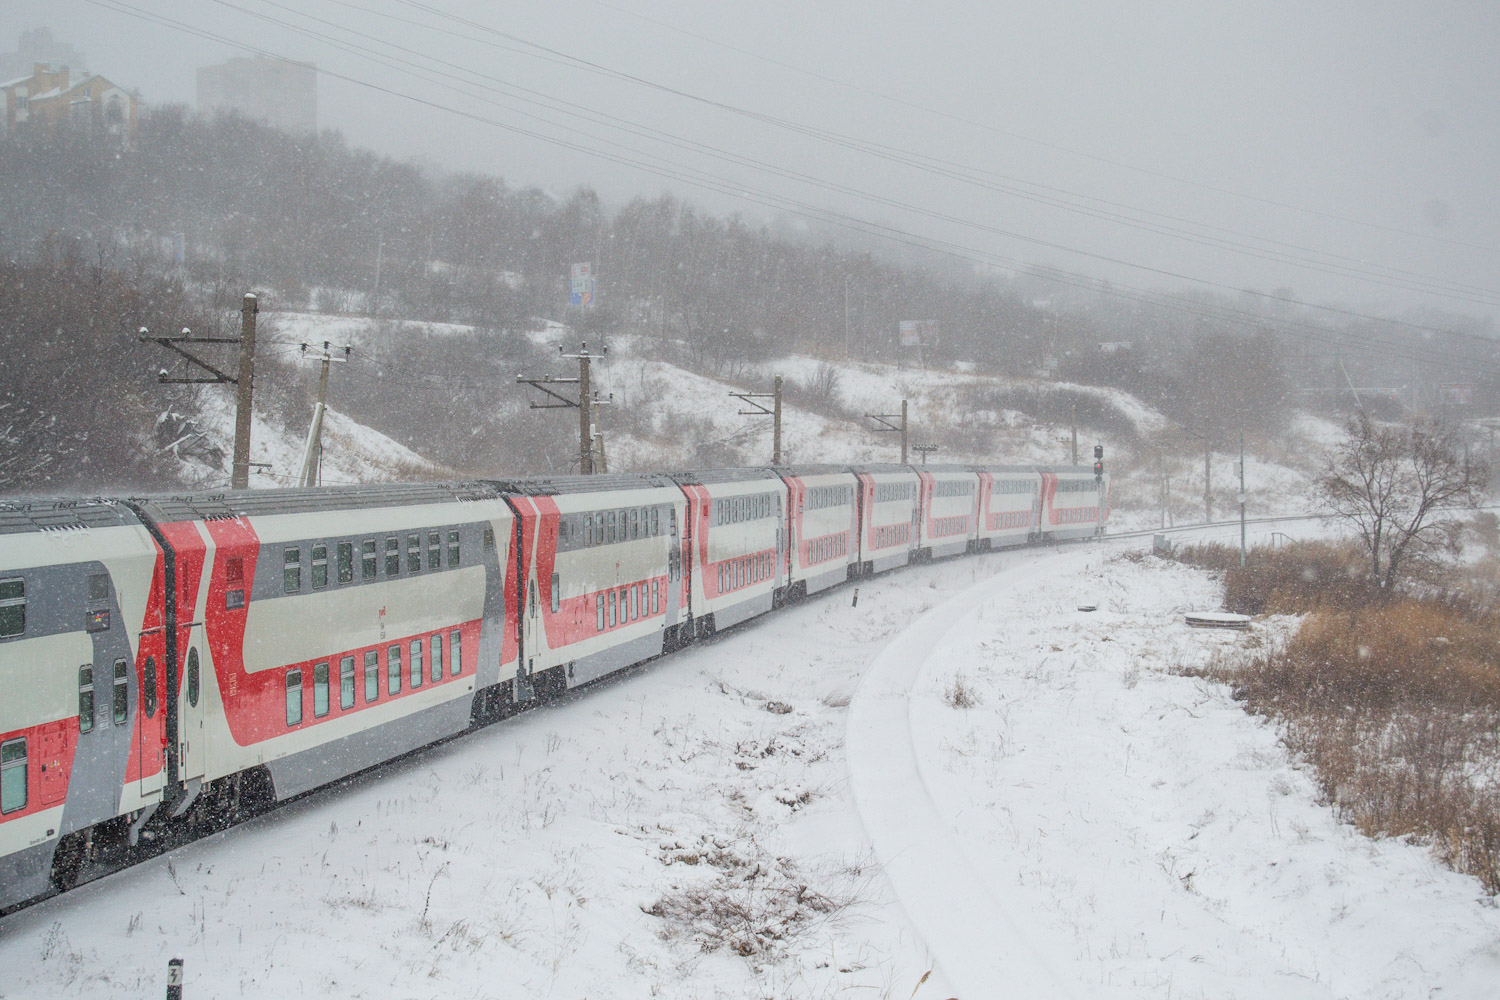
[311,545,329,589]
[411,639,423,689]
[364,651,379,702]
[186,648,200,708]
[340,656,355,710]
[0,738,26,814]
[551,573,560,613]
[314,662,330,717]
[597,594,606,631]
[628,508,638,540]
[630,586,638,621]
[651,580,660,615]
[430,634,442,683]
[144,656,157,717]
[282,549,301,593]
[362,540,378,579]
[87,573,109,602]
[448,530,461,566]
[428,532,441,570]
[78,665,95,734]
[717,564,724,592]
[407,534,421,574]
[651,508,660,535]
[0,575,26,638]
[337,542,354,584]
[483,527,495,550]
[285,669,303,726]
[607,510,617,544]
[605,590,615,627]
[450,630,462,676]
[112,659,128,725]
[388,645,402,695]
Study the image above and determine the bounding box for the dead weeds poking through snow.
[944,671,982,709]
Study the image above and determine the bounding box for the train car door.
[176,630,206,786]
[665,505,682,621]
[136,629,165,799]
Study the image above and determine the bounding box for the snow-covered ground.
[5,520,1498,998]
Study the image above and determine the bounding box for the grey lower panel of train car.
[869,550,911,574]
[713,591,774,632]
[0,839,55,909]
[930,538,968,559]
[566,630,664,689]
[265,698,474,800]
[804,563,849,596]
[1048,526,1098,542]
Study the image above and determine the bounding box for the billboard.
[899,320,937,347]
[569,262,594,307]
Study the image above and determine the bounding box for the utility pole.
[517,342,610,475]
[843,277,851,356]
[730,375,784,464]
[296,341,351,488]
[1070,402,1078,465]
[865,399,908,464]
[233,294,256,488]
[913,443,939,465]
[1238,431,1247,567]
[140,291,257,489]
[1204,444,1212,523]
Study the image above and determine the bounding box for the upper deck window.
[0,579,24,638]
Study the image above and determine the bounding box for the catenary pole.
[231,294,257,489]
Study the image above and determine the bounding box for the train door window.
[312,545,329,589]
[597,594,606,631]
[286,670,303,726]
[144,656,158,717]
[0,578,23,638]
[88,572,109,602]
[0,738,25,814]
[364,651,379,702]
[428,532,441,570]
[430,634,443,683]
[337,542,354,584]
[340,656,355,709]
[450,630,462,676]
[607,511,617,543]
[362,540,378,579]
[313,662,330,717]
[78,665,95,734]
[410,639,423,689]
[283,549,301,593]
[448,531,460,566]
[551,573,560,613]
[483,527,496,551]
[386,538,401,576]
[407,534,421,573]
[608,590,617,627]
[186,648,200,708]
[388,645,402,695]
[112,659,128,725]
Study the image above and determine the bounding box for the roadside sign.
[570,262,594,307]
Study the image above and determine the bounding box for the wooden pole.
[900,399,908,465]
[579,349,593,475]
[772,375,783,465]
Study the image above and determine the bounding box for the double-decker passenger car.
[853,465,921,574]
[778,465,859,599]
[1041,467,1110,541]
[916,466,980,560]
[973,466,1043,551]
[672,469,785,636]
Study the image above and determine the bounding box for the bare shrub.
[944,672,981,709]
[1172,540,1378,615]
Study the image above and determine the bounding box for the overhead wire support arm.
[864,398,909,464]
[139,327,242,384]
[729,374,783,464]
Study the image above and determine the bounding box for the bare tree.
[1316,413,1488,590]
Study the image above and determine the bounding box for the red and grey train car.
[1,461,1109,911]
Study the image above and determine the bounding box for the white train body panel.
[854,468,921,573]
[916,468,980,558]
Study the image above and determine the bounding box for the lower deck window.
[609,591,617,627]
[597,595,606,631]
[364,651,379,702]
[314,662,330,717]
[411,639,424,688]
[430,634,443,683]
[0,738,25,814]
[341,656,356,710]
[388,646,402,695]
[286,670,303,726]
[450,629,462,675]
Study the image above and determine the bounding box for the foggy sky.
[11,0,1500,322]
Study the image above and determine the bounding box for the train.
[0,462,1108,912]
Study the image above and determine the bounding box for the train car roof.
[129,481,499,522]
[486,472,677,496]
[912,464,979,474]
[848,463,922,475]
[770,464,852,478]
[666,468,782,486]
[970,464,1048,474]
[0,498,141,535]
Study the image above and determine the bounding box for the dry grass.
[1172,540,1378,615]
[1217,592,1500,893]
[943,672,982,709]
